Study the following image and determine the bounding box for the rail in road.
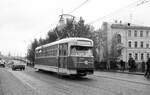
[1,67,150,95]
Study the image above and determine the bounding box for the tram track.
[4,67,150,95]
[24,71,127,95]
[21,69,150,95]
[1,66,150,95]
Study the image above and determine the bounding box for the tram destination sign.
[77,40,92,46]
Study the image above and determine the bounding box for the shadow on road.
[35,70,93,81]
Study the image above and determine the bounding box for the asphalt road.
[0,65,150,95]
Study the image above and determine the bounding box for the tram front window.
[70,46,93,57]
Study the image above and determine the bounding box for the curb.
[115,71,144,75]
[96,70,144,75]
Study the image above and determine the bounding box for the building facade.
[101,22,150,63]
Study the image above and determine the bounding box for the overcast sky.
[0,0,150,56]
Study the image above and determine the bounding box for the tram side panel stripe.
[35,57,58,67]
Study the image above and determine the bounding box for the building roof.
[111,23,150,30]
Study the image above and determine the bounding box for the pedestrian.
[120,60,125,71]
[145,58,150,78]
[122,61,125,71]
[132,59,136,72]
[128,58,132,72]
[141,61,145,72]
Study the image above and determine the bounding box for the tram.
[35,37,94,76]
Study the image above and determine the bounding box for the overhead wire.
[31,0,89,41]
[30,0,150,41]
[68,0,90,14]
[88,0,150,24]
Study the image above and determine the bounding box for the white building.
[101,21,150,63]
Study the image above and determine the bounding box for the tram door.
[58,43,68,74]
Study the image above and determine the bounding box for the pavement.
[96,69,145,75]
[94,71,150,86]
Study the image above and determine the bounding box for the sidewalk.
[94,71,150,85]
[97,69,145,75]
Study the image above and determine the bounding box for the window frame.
[140,30,143,37]
[141,53,144,60]
[128,30,131,37]
[135,53,138,60]
[128,41,131,48]
[134,41,138,48]
[134,30,137,37]
[140,41,144,48]
[146,31,149,37]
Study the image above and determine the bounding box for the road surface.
[0,65,150,95]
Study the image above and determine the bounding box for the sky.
[0,0,150,57]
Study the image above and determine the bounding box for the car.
[0,60,5,68]
[11,62,25,71]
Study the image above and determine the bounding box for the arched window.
[135,53,138,60]
[128,41,131,48]
[140,41,143,48]
[128,30,131,37]
[147,53,149,59]
[129,53,132,58]
[134,30,137,37]
[134,41,138,48]
[146,31,149,37]
[140,31,143,37]
[141,53,144,60]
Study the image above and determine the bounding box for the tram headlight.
[84,60,88,65]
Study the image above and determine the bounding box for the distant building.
[100,21,150,63]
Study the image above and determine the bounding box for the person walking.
[145,58,150,78]
[128,58,132,72]
[120,60,125,71]
[141,61,145,72]
[132,59,136,72]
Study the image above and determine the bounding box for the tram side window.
[63,44,68,55]
[37,49,42,57]
[36,50,39,57]
[59,43,68,56]
[59,45,63,56]
[46,45,58,56]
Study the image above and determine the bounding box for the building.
[100,21,150,63]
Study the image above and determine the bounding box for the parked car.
[11,61,25,70]
[0,60,5,68]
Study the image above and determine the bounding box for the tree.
[27,38,38,64]
[46,30,57,43]
[56,17,93,39]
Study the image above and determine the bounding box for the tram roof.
[36,37,93,50]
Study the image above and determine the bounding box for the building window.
[129,53,132,58]
[134,41,137,48]
[128,30,131,37]
[141,53,144,60]
[140,31,143,37]
[128,41,131,48]
[134,30,137,37]
[147,53,149,59]
[146,31,149,37]
[135,53,138,60]
[116,34,121,43]
[146,44,149,48]
[117,50,122,56]
[141,41,143,48]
